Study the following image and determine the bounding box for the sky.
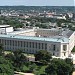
[0,0,74,6]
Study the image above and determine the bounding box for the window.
[10,40,12,46]
[15,41,17,46]
[21,41,22,47]
[38,43,41,49]
[33,42,34,48]
[45,43,47,50]
[53,45,56,51]
[5,40,7,45]
[63,45,67,51]
[35,42,37,48]
[26,42,28,47]
[0,39,1,43]
[24,42,25,47]
[13,40,14,46]
[7,40,10,45]
[64,53,66,56]
[42,43,43,49]
[29,42,31,48]
[18,41,20,47]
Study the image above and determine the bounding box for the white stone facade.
[0,28,75,58]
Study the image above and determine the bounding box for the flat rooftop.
[59,30,74,38]
[8,28,74,38]
[0,27,74,43]
[0,25,10,28]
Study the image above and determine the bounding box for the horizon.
[0,5,74,7]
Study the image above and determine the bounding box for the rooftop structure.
[0,25,13,34]
[0,25,10,28]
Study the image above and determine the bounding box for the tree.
[65,58,74,74]
[57,61,72,75]
[0,56,14,75]
[65,58,73,65]
[13,50,27,70]
[5,53,15,65]
[29,63,37,73]
[71,46,75,52]
[34,50,52,64]
[5,50,27,71]
[45,63,57,75]
[0,44,4,56]
[45,59,73,75]
[57,21,61,27]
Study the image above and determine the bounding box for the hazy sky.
[0,0,74,6]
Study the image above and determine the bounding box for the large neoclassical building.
[0,26,75,58]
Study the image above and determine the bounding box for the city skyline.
[0,0,74,6]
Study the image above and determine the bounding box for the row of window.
[0,39,47,50]
[49,44,67,51]
[5,46,38,53]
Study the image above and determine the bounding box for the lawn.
[37,66,47,75]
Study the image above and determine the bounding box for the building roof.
[0,34,69,43]
[66,31,74,37]
[0,25,10,28]
[59,29,74,38]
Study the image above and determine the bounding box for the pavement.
[14,72,34,75]
[72,72,75,75]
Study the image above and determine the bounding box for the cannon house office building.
[0,25,75,58]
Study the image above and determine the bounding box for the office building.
[0,27,75,58]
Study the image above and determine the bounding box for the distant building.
[52,14,66,20]
[67,13,73,18]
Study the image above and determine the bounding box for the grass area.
[4,51,12,55]
[22,64,47,75]
[23,66,29,70]
[37,66,47,75]
[23,53,34,57]
[4,51,35,57]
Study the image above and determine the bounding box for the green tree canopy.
[0,44,4,56]
[5,50,27,71]
[45,58,73,75]
[0,56,14,75]
[34,50,52,64]
[13,50,27,69]
[45,63,57,75]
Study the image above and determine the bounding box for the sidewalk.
[72,72,75,75]
[14,71,34,75]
